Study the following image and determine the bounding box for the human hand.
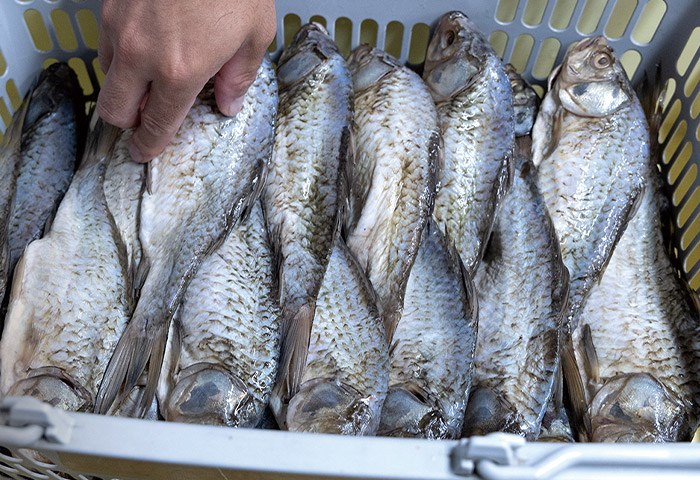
[97,0,276,162]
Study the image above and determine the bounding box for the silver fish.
[159,201,281,428]
[532,36,648,437]
[345,44,439,342]
[264,23,353,420]
[464,68,568,440]
[423,11,514,276]
[570,76,700,442]
[96,56,278,416]
[9,63,84,274]
[0,117,127,412]
[379,220,477,439]
[285,237,389,435]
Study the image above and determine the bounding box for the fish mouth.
[164,363,257,428]
[378,385,455,439]
[462,386,532,439]
[286,378,376,435]
[8,367,92,413]
[588,373,690,442]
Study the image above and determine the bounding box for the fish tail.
[1,92,31,151]
[79,110,120,170]
[274,302,315,406]
[95,316,164,417]
[560,336,590,441]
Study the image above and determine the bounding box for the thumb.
[215,47,264,117]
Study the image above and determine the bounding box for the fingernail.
[225,95,245,117]
[129,142,147,163]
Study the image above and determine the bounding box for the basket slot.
[24,9,53,52]
[619,48,642,79]
[4,80,20,111]
[669,142,693,185]
[550,0,579,30]
[604,0,638,39]
[283,13,301,49]
[676,27,700,77]
[407,23,431,65]
[49,9,79,52]
[490,30,510,59]
[384,21,404,60]
[576,0,608,34]
[681,208,700,249]
[507,33,536,73]
[691,90,700,118]
[359,19,378,48]
[74,9,98,51]
[631,0,666,44]
[679,186,700,228]
[532,37,562,79]
[335,17,353,58]
[496,0,521,24]
[309,14,327,28]
[523,0,550,27]
[660,98,682,143]
[672,157,695,206]
[684,57,700,97]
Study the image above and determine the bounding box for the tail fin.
[79,110,120,170]
[1,91,31,152]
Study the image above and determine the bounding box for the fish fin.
[145,161,153,195]
[42,203,58,235]
[581,324,600,386]
[428,131,444,198]
[561,335,590,441]
[542,108,563,160]
[1,91,31,152]
[274,302,315,403]
[79,113,120,170]
[131,253,150,302]
[336,126,353,236]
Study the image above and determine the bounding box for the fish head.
[462,386,532,439]
[588,373,691,442]
[277,22,340,90]
[286,378,377,435]
[423,11,493,103]
[378,385,456,439]
[554,36,634,117]
[164,363,257,428]
[347,44,401,93]
[26,62,82,126]
[8,367,92,412]
[506,64,539,137]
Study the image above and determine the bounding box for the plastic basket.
[0,1,699,479]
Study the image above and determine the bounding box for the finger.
[97,32,114,75]
[214,45,265,117]
[97,60,149,129]
[129,80,200,162]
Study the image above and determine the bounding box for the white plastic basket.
[0,1,699,479]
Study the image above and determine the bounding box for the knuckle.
[139,111,176,140]
[96,97,130,128]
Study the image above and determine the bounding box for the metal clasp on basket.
[450,432,526,477]
[0,396,74,446]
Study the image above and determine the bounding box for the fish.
[422,10,514,277]
[379,220,477,440]
[103,129,147,279]
[462,67,568,441]
[95,55,278,417]
[568,73,700,442]
[8,63,84,275]
[531,36,649,438]
[0,96,30,313]
[345,44,440,342]
[0,116,128,413]
[159,201,281,428]
[264,23,353,421]
[285,237,389,435]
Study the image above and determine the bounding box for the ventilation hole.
[681,211,700,250]
[408,23,430,65]
[360,19,378,47]
[631,0,666,44]
[697,122,700,141]
[661,77,676,112]
[490,30,509,59]
[604,0,637,39]
[672,163,696,206]
[523,0,548,26]
[24,9,53,51]
[688,265,700,289]
[75,9,98,50]
[659,98,681,143]
[685,239,700,275]
[335,17,352,58]
[677,27,700,77]
[550,0,578,30]
[692,90,700,119]
[310,15,327,28]
[67,57,92,96]
[532,84,545,97]
[0,49,5,76]
[509,34,535,73]
[50,9,78,51]
[0,97,10,132]
[619,49,641,80]
[283,14,301,48]
[385,21,404,59]
[267,34,277,53]
[43,58,58,69]
[6,80,21,111]
[669,142,693,184]
[684,57,700,97]
[665,120,688,168]
[532,37,561,79]
[496,0,520,24]
[577,0,607,34]
[92,57,105,86]
[679,187,700,228]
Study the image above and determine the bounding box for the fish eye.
[444,31,456,47]
[593,52,612,69]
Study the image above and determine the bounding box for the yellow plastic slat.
[691,90,700,119]
[496,0,520,24]
[5,79,21,111]
[631,0,666,44]
[335,17,352,58]
[577,0,606,35]
[660,98,681,144]
[533,37,561,80]
[684,57,700,98]
[490,30,509,59]
[309,15,327,28]
[669,142,693,184]
[678,186,700,228]
[550,0,577,30]
[523,0,548,26]
[605,0,637,39]
[408,23,430,65]
[360,19,378,47]
[676,26,700,77]
[67,57,93,96]
[24,9,52,52]
[384,21,403,59]
[283,14,301,48]
[672,162,696,206]
[51,9,78,51]
[665,120,688,168]
[681,210,700,250]
[510,34,535,73]
[76,9,99,50]
[0,49,6,76]
[620,49,641,80]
